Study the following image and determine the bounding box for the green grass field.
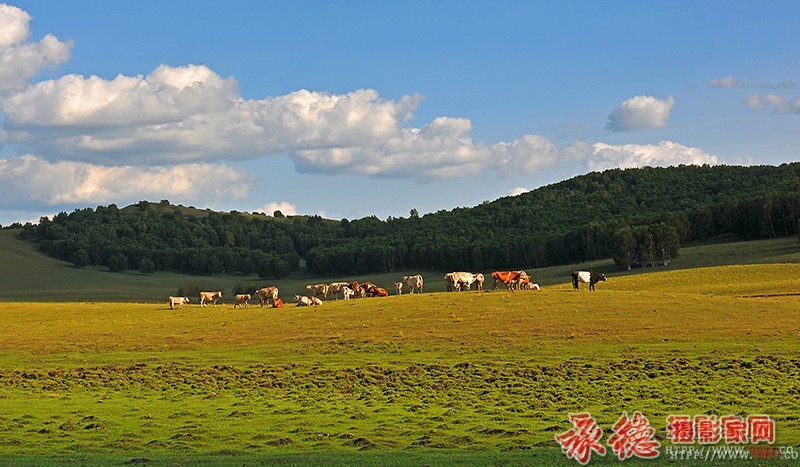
[0,232,799,465]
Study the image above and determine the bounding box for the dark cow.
[571,271,607,291]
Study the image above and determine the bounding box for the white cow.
[295,295,313,307]
[306,283,329,300]
[328,282,350,300]
[448,272,475,291]
[168,296,190,310]
[403,275,424,294]
[342,286,355,300]
[199,291,222,307]
[394,281,403,295]
[473,273,485,291]
[310,296,323,306]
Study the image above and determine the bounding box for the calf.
[234,293,251,308]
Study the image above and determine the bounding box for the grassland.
[0,262,799,465]
[1,232,799,465]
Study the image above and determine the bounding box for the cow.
[255,286,279,307]
[348,282,362,298]
[273,297,284,308]
[444,273,458,292]
[403,275,424,294]
[366,285,389,297]
[168,296,189,310]
[522,282,541,290]
[310,296,323,306]
[328,282,350,300]
[199,291,222,307]
[342,286,355,300]
[358,282,376,298]
[447,272,475,291]
[474,273,485,291]
[295,295,313,307]
[306,283,329,300]
[491,271,528,291]
[394,281,403,295]
[234,293,251,308]
[572,271,607,291]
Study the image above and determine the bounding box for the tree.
[273,210,285,218]
[107,253,128,272]
[139,258,155,274]
[612,227,635,270]
[410,208,419,218]
[72,249,90,268]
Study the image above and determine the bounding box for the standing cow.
[571,271,607,291]
[234,294,251,309]
[199,291,222,307]
[168,296,190,310]
[403,275,424,294]
[255,286,279,307]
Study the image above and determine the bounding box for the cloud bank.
[0,155,252,209]
[0,4,727,220]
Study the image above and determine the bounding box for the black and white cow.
[571,271,607,291]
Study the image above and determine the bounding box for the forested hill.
[15,163,800,277]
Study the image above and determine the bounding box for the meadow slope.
[0,264,799,465]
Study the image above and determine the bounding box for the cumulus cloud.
[589,141,718,172]
[0,4,72,94]
[605,95,675,132]
[290,116,488,179]
[0,154,253,209]
[256,201,298,216]
[743,92,800,114]
[508,187,529,196]
[2,65,421,165]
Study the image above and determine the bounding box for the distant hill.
[14,163,800,276]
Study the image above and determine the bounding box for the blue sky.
[1,1,798,225]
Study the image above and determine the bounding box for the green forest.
[12,163,800,277]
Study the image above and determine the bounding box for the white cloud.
[290,116,488,179]
[2,66,422,165]
[589,141,718,172]
[256,201,298,216]
[0,4,72,94]
[0,154,253,209]
[743,92,800,114]
[709,76,743,88]
[605,95,675,132]
[508,187,529,196]
[709,75,795,89]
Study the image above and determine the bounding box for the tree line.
[16,163,800,276]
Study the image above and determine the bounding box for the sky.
[0,1,798,225]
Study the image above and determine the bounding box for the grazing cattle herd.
[167,269,608,309]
